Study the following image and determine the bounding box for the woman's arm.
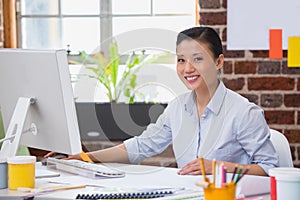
[177,158,267,176]
[86,143,130,163]
[44,143,130,164]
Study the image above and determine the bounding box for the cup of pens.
[196,158,249,200]
[204,182,236,200]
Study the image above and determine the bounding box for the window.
[17,0,197,54]
[16,0,197,102]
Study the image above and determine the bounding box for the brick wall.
[200,0,300,167]
[0,0,3,47]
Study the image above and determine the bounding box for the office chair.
[269,129,294,167]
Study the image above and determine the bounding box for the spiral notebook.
[76,191,172,199]
[75,188,184,199]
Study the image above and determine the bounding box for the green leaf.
[127,56,140,69]
[129,96,135,104]
[124,88,131,97]
[109,42,120,89]
[129,74,137,88]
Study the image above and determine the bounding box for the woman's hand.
[44,151,82,160]
[177,158,212,175]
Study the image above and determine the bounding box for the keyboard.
[46,157,125,179]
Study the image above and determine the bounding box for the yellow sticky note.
[288,36,300,67]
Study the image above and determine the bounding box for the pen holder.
[204,183,236,200]
[7,156,36,190]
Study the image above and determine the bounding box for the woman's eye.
[194,57,203,62]
[177,58,185,63]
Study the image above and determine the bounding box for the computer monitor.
[0,49,82,158]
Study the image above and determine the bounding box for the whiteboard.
[227,0,300,50]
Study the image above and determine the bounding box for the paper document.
[36,169,60,178]
[237,175,270,197]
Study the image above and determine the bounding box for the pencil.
[80,151,93,163]
[195,181,209,188]
[199,157,208,182]
[212,159,216,185]
[23,185,86,199]
[54,185,86,191]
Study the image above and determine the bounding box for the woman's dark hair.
[176,26,223,59]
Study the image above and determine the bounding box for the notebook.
[76,191,172,199]
[75,188,185,199]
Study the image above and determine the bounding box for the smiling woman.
[174,27,278,176]
[48,26,279,177]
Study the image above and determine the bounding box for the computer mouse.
[41,154,68,166]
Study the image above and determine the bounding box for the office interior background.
[0,0,299,168]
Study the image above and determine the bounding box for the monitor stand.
[0,97,36,158]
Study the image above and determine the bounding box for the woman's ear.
[216,54,224,70]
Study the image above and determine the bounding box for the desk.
[0,162,270,200]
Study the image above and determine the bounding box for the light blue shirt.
[124,81,279,174]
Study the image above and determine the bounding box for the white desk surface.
[0,162,270,200]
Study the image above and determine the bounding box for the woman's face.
[176,39,223,91]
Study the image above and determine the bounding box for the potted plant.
[79,41,163,103]
[74,41,168,140]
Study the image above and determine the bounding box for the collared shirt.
[124,81,279,174]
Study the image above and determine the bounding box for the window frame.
[3,0,17,48]
[13,0,199,54]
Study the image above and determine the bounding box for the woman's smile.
[185,75,200,83]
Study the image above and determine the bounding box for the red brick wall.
[200,0,300,167]
[0,0,3,48]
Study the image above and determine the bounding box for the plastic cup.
[0,157,8,189]
[269,167,300,200]
[204,183,236,200]
[7,156,36,190]
[275,171,300,200]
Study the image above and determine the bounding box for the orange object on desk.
[80,151,93,163]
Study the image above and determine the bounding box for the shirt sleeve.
[124,104,173,164]
[237,105,279,175]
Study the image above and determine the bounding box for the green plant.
[79,41,165,103]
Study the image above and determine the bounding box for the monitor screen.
[0,49,82,156]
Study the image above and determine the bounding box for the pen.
[231,165,238,183]
[236,166,250,183]
[220,162,225,185]
[215,163,220,187]
[234,166,243,184]
[223,166,227,185]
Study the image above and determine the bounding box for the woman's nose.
[184,61,195,72]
